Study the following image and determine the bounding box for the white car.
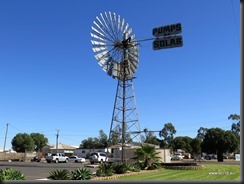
[89,152,113,164]
[68,156,85,163]
[46,153,69,163]
[171,153,184,160]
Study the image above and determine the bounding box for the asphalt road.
[0,159,240,180]
[0,160,99,180]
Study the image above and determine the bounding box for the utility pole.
[56,129,59,154]
[3,123,9,152]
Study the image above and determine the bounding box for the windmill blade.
[130,34,135,40]
[95,50,110,65]
[102,57,113,71]
[100,13,111,36]
[107,60,115,76]
[128,55,139,67]
[119,18,125,34]
[91,32,106,42]
[104,12,116,41]
[91,40,106,46]
[126,27,132,37]
[97,14,116,44]
[95,16,114,42]
[109,11,115,32]
[91,26,107,40]
[129,62,136,74]
[123,23,129,34]
[93,19,106,35]
[112,62,119,78]
[92,46,107,52]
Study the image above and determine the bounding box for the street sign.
[153,35,183,50]
[153,23,182,37]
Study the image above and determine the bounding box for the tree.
[197,127,208,141]
[201,128,238,162]
[11,133,35,152]
[171,136,192,153]
[109,130,120,145]
[80,137,97,149]
[142,128,160,145]
[134,144,160,169]
[190,137,202,157]
[30,133,48,151]
[228,114,240,138]
[79,130,109,149]
[159,123,176,148]
[98,130,108,147]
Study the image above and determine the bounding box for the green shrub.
[96,163,114,177]
[47,169,71,180]
[126,164,141,172]
[71,168,92,180]
[0,168,25,180]
[135,160,146,170]
[148,162,161,170]
[113,163,128,174]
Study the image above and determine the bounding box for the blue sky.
[0,0,240,149]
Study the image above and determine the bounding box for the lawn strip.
[116,164,240,180]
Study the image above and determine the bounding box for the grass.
[116,164,240,181]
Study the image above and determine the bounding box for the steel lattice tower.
[108,78,142,145]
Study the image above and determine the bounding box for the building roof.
[48,143,77,150]
[109,142,159,149]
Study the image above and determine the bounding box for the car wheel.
[65,159,68,163]
[55,159,59,163]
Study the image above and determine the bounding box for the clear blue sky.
[0,0,240,149]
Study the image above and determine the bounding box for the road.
[0,160,98,180]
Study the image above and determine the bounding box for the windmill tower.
[91,12,142,161]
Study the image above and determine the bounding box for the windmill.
[91,12,141,162]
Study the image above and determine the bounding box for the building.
[42,143,78,156]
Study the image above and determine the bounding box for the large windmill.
[91,12,141,161]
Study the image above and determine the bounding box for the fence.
[0,152,37,162]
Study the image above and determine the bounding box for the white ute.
[46,153,69,163]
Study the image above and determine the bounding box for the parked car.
[31,156,41,162]
[68,156,85,163]
[171,153,184,161]
[89,152,113,164]
[193,155,204,161]
[204,154,217,160]
[46,153,69,163]
[223,155,228,159]
[228,155,235,159]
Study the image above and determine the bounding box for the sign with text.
[153,35,183,50]
[153,23,182,37]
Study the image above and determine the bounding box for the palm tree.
[134,144,160,170]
